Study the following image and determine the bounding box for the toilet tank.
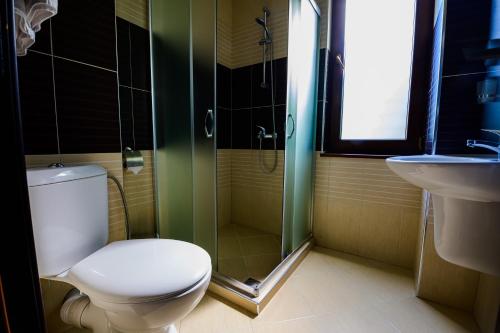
[26,165,109,277]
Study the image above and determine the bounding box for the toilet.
[26,165,211,333]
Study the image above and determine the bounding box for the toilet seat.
[68,239,212,304]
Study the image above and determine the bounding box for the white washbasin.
[386,155,500,202]
[386,155,500,276]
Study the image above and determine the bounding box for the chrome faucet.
[256,125,277,140]
[466,129,500,160]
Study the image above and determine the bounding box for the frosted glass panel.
[151,0,217,266]
[283,0,319,255]
[151,0,193,242]
[341,0,416,140]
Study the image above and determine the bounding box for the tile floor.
[217,223,282,283]
[180,247,479,333]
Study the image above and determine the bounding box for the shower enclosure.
[150,0,321,298]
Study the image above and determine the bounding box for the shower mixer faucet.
[256,126,277,140]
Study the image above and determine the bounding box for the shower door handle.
[286,114,295,138]
[204,109,214,139]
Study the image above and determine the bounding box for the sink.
[386,155,500,276]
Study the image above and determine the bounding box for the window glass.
[340,0,416,140]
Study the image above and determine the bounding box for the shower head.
[255,17,272,40]
[255,17,265,26]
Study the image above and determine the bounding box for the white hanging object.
[14,0,58,56]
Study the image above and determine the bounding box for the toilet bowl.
[26,165,212,332]
[60,239,211,333]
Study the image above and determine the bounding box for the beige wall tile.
[25,154,61,167]
[219,0,329,69]
[312,156,422,269]
[123,150,155,238]
[229,150,283,236]
[474,273,500,333]
[358,202,402,265]
[232,0,289,68]
[397,206,421,269]
[217,150,232,228]
[312,195,328,246]
[217,0,233,68]
[116,0,149,30]
[325,197,361,255]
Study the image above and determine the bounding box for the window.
[323,0,434,156]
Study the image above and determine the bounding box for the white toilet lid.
[68,239,212,304]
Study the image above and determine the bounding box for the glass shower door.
[191,0,217,267]
[282,0,320,256]
[151,0,217,266]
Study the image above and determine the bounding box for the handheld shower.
[255,17,272,41]
[255,7,278,173]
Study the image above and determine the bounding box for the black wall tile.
[252,106,286,150]
[117,18,131,86]
[316,101,325,151]
[274,57,288,105]
[275,106,287,150]
[130,23,151,91]
[252,106,272,149]
[216,107,231,149]
[54,58,120,153]
[217,63,231,108]
[132,90,153,150]
[52,0,116,70]
[442,0,493,76]
[232,66,252,109]
[30,20,52,54]
[231,108,252,149]
[17,52,59,154]
[252,62,272,107]
[119,87,134,149]
[436,73,487,154]
[317,49,326,101]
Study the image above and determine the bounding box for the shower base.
[210,234,313,315]
[217,223,282,284]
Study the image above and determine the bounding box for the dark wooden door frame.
[1,0,46,332]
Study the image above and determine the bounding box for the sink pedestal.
[386,155,500,276]
[433,195,500,276]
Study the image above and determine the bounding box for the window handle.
[335,54,344,70]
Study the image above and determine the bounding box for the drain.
[243,277,261,289]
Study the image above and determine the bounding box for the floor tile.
[239,235,281,256]
[182,247,479,333]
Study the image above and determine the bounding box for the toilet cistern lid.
[68,239,211,303]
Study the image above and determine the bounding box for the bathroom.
[1,0,499,332]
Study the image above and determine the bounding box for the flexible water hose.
[258,36,278,174]
[107,175,131,240]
